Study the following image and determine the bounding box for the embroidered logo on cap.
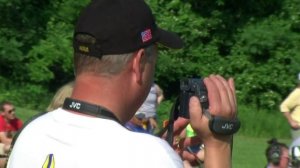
[79,45,89,53]
[141,29,152,42]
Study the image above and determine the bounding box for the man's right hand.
[189,74,237,168]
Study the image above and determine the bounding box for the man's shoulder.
[17,109,61,131]
[130,133,175,153]
[117,132,181,166]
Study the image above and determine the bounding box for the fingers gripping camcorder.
[179,78,240,135]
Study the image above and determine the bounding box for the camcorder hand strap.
[203,109,239,158]
[203,110,241,135]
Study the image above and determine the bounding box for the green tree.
[1,0,300,112]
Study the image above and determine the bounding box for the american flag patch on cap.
[141,29,152,42]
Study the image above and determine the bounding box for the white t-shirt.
[7,108,183,168]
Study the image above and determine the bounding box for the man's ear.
[131,48,146,84]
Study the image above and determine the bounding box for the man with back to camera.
[7,0,238,167]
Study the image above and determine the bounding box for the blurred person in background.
[280,73,300,140]
[46,81,75,112]
[125,113,150,133]
[179,124,205,168]
[0,101,22,146]
[132,83,164,134]
[0,101,23,168]
[265,138,289,168]
[287,135,300,168]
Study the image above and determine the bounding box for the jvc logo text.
[69,102,81,110]
[221,123,233,130]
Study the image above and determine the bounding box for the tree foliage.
[0,0,299,111]
[148,0,300,109]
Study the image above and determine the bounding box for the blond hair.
[47,81,75,111]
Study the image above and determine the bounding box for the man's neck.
[70,74,136,124]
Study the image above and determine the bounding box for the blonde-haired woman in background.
[47,81,74,112]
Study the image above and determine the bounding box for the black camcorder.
[179,78,209,119]
[178,78,240,135]
[159,77,240,145]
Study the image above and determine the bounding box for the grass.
[232,134,291,168]
[157,101,291,139]
[15,106,294,167]
[237,105,290,138]
[15,106,41,122]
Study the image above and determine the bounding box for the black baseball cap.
[73,0,183,57]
